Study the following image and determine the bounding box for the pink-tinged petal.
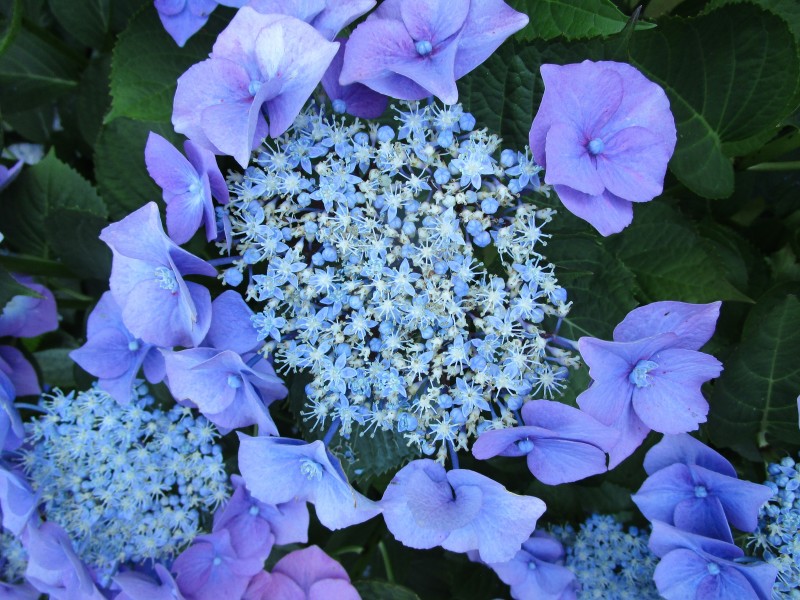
[613,301,722,350]
[652,548,714,600]
[0,346,40,396]
[311,0,375,40]
[399,0,469,46]
[453,0,529,79]
[643,433,736,477]
[553,185,633,237]
[272,545,349,592]
[595,126,669,202]
[259,572,305,600]
[543,122,605,195]
[527,438,609,484]
[339,19,418,85]
[521,400,619,451]
[631,348,722,433]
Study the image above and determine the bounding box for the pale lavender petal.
[613,301,722,350]
[643,434,737,478]
[0,278,58,338]
[0,467,38,535]
[471,426,535,459]
[321,39,387,119]
[310,0,376,40]
[554,185,633,237]
[521,400,619,451]
[205,290,259,354]
[308,579,360,600]
[596,126,669,202]
[544,122,605,195]
[272,545,350,592]
[184,140,229,205]
[526,438,609,484]
[0,346,40,396]
[144,132,198,197]
[399,0,469,45]
[157,4,211,47]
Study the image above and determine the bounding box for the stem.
[208,256,240,267]
[14,402,46,413]
[378,541,395,584]
[746,161,800,172]
[322,418,341,446]
[246,353,263,367]
[447,439,460,469]
[549,335,580,351]
[0,253,77,278]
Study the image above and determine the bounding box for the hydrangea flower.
[0,466,38,536]
[113,564,185,600]
[145,132,230,244]
[172,528,264,600]
[154,0,246,47]
[472,400,618,484]
[529,60,677,235]
[70,291,165,405]
[748,454,800,596]
[552,515,660,599]
[340,0,528,104]
[247,0,375,40]
[576,301,723,467]
[19,386,228,580]
[249,545,360,600]
[173,7,339,166]
[0,345,40,400]
[219,100,575,463]
[0,160,22,193]
[471,531,578,600]
[633,435,772,542]
[0,276,58,339]
[321,38,388,119]
[380,458,546,562]
[100,202,216,348]
[649,521,777,600]
[237,435,380,530]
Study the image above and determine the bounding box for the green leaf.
[106,7,230,123]
[608,203,752,303]
[354,581,421,600]
[0,149,107,258]
[0,0,22,57]
[48,0,110,47]
[510,0,652,42]
[33,347,76,389]
[94,117,180,221]
[547,236,638,339]
[625,4,800,198]
[707,289,800,454]
[0,25,84,113]
[335,427,420,484]
[3,104,54,142]
[44,209,111,279]
[0,266,39,308]
[76,54,112,145]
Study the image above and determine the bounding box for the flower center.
[248,80,263,97]
[153,266,179,293]
[226,374,242,389]
[249,505,260,516]
[628,360,658,388]
[212,557,222,566]
[694,485,708,498]
[415,40,433,56]
[528,560,537,570]
[516,438,535,453]
[127,340,139,352]
[587,138,605,155]
[332,99,347,114]
[300,459,323,481]
[707,562,720,576]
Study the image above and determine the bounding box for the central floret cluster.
[220,100,575,461]
[20,386,229,580]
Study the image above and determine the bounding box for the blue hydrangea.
[552,514,660,599]
[217,100,574,463]
[749,455,800,598]
[0,530,26,584]
[19,385,229,582]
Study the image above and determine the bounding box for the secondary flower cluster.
[20,386,229,581]
[749,454,800,597]
[632,435,776,599]
[218,99,574,461]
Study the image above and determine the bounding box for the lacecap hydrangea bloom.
[530,60,677,236]
[17,385,228,582]
[217,100,576,463]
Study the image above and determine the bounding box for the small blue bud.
[473,231,491,247]
[415,40,433,56]
[433,167,451,185]
[481,198,499,214]
[321,246,338,262]
[459,113,476,131]
[311,252,325,266]
[332,98,347,114]
[466,220,484,236]
[500,149,517,167]
[587,138,605,155]
[433,261,448,275]
[377,126,395,143]
[402,221,416,235]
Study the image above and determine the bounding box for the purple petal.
[695,567,764,600]
[1,384,25,451]
[471,426,535,459]
[184,140,229,206]
[399,0,469,45]
[553,184,633,236]
[696,467,773,533]
[631,348,722,433]
[526,438,609,484]
[164,173,209,244]
[613,301,722,350]
[543,122,605,195]
[70,327,137,379]
[0,346,40,396]
[521,400,619,451]
[113,564,184,600]
[0,160,23,192]
[596,126,669,202]
[157,5,211,47]
[308,579,360,600]
[605,402,651,469]
[0,467,38,535]
[672,495,732,542]
[652,548,716,600]
[272,545,350,593]
[643,434,737,478]
[205,290,260,354]
[163,348,238,415]
[0,277,58,338]
[648,520,742,560]
[144,132,198,197]
[154,0,185,17]
[321,39,387,119]
[311,0,376,40]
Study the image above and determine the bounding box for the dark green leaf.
[48,0,110,47]
[76,54,112,145]
[510,0,652,42]
[547,236,638,339]
[0,0,22,57]
[3,104,54,142]
[707,289,800,454]
[94,117,180,221]
[0,25,84,113]
[33,347,76,388]
[44,208,111,279]
[334,427,420,484]
[0,149,107,256]
[609,203,752,303]
[0,266,39,308]
[354,581,421,600]
[106,7,230,123]
[626,4,800,198]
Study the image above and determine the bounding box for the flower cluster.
[219,99,574,461]
[553,514,660,599]
[19,385,229,581]
[749,454,800,597]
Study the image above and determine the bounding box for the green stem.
[378,541,395,584]
[746,161,800,172]
[739,129,800,169]
[0,254,77,278]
